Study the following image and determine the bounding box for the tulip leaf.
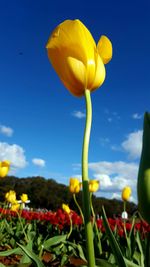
[96,258,117,266]
[17,243,45,267]
[20,240,33,264]
[102,206,127,267]
[0,247,23,256]
[135,231,144,267]
[43,234,67,249]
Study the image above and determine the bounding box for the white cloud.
[0,125,13,137]
[32,158,45,167]
[132,113,142,120]
[0,142,27,169]
[121,130,143,159]
[72,110,86,119]
[88,161,138,203]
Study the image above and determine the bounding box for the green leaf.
[102,206,127,267]
[0,263,6,267]
[20,240,33,264]
[43,234,67,249]
[135,231,144,267]
[96,258,117,266]
[17,243,45,267]
[0,247,23,256]
[60,254,68,266]
[124,258,141,267]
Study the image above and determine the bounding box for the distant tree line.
[0,176,137,217]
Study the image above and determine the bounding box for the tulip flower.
[62,203,71,214]
[138,112,150,224]
[20,193,28,203]
[89,179,100,193]
[46,19,113,267]
[46,19,112,97]
[5,190,16,204]
[69,177,81,193]
[122,186,132,202]
[10,201,20,211]
[0,160,10,178]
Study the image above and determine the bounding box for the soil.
[0,248,87,266]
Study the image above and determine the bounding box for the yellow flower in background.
[89,180,100,193]
[122,186,132,202]
[62,203,71,214]
[5,190,16,204]
[10,201,20,211]
[0,160,10,178]
[69,178,81,193]
[20,193,28,203]
[46,19,112,97]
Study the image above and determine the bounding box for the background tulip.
[89,180,99,193]
[5,190,16,204]
[46,19,112,97]
[122,186,132,202]
[69,178,81,193]
[20,193,28,203]
[0,160,10,178]
[62,204,71,214]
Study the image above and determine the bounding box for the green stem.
[67,215,72,239]
[73,193,84,224]
[123,201,126,213]
[16,210,29,243]
[90,193,102,255]
[82,89,95,267]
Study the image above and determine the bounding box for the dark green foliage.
[0,176,137,216]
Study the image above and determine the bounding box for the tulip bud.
[137,112,150,223]
[20,193,28,203]
[62,203,71,214]
[89,180,99,193]
[0,160,10,178]
[122,186,132,202]
[69,178,81,193]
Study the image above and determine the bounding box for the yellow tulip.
[122,186,132,202]
[5,190,16,204]
[0,160,10,178]
[20,193,28,203]
[89,180,100,193]
[46,19,112,97]
[69,178,81,193]
[11,201,20,211]
[62,203,71,214]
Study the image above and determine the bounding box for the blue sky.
[0,0,150,203]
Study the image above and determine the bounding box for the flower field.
[0,206,149,266]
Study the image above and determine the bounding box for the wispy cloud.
[104,109,120,123]
[0,125,13,137]
[72,110,86,119]
[32,158,45,167]
[0,142,27,170]
[121,130,142,159]
[99,137,110,146]
[132,113,143,120]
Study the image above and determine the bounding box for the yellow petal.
[2,160,10,167]
[90,54,105,91]
[0,167,9,178]
[97,35,112,64]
